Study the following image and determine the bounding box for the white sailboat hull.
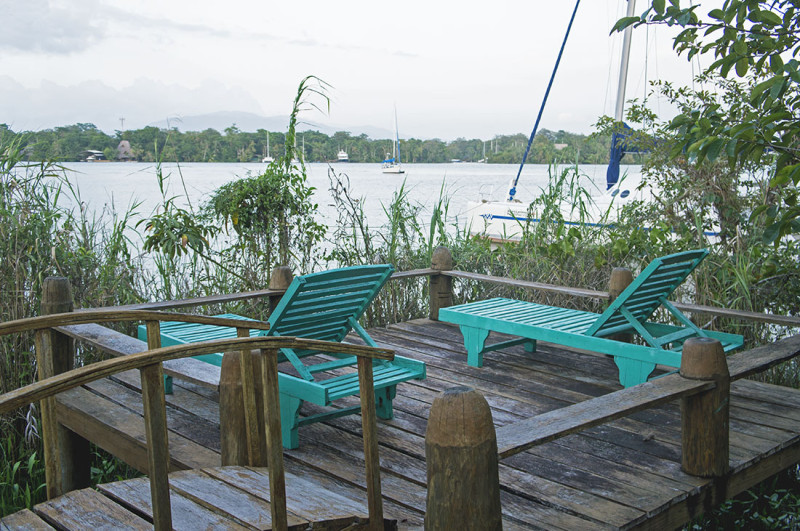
[466,178,721,242]
[382,164,404,174]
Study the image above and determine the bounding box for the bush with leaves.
[614,0,800,241]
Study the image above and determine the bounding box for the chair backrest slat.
[587,249,709,337]
[267,265,394,343]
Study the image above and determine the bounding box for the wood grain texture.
[0,509,55,530]
[425,387,502,531]
[58,323,221,389]
[429,247,453,321]
[357,356,383,530]
[99,476,251,531]
[34,488,151,530]
[76,287,287,312]
[1,336,393,415]
[140,361,173,529]
[220,352,248,465]
[37,277,91,499]
[0,310,271,336]
[261,347,288,530]
[680,338,730,477]
[496,375,713,459]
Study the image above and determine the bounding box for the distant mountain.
[147,111,395,140]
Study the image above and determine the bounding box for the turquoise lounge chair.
[139,265,426,448]
[439,250,743,387]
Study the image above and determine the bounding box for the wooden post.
[609,267,633,343]
[238,327,263,466]
[429,246,453,321]
[425,387,501,531]
[358,356,384,530]
[261,347,288,530]
[37,277,90,499]
[680,337,730,477]
[269,266,294,314]
[219,352,248,465]
[143,320,173,530]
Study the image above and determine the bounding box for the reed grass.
[2,91,799,522]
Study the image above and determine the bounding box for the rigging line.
[507,0,581,202]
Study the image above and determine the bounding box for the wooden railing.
[6,249,799,528]
[0,310,392,531]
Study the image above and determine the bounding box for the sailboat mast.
[614,0,637,122]
[394,106,401,164]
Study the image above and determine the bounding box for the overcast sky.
[0,0,707,140]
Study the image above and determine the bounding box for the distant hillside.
[147,111,394,139]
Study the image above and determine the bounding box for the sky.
[0,0,704,140]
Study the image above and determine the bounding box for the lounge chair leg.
[375,386,396,420]
[280,395,302,449]
[461,326,490,367]
[163,375,173,395]
[524,340,536,353]
[615,358,656,388]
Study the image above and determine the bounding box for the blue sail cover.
[606,123,635,189]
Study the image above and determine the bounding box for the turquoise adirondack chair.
[139,264,426,448]
[439,249,743,387]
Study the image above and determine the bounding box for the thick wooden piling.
[680,337,730,477]
[38,277,90,498]
[269,266,294,314]
[609,267,634,343]
[429,246,453,321]
[425,387,501,530]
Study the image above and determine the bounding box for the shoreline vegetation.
[3,0,800,524]
[0,121,621,165]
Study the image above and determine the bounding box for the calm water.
[60,162,641,233]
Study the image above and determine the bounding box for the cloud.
[0,0,105,54]
[0,76,265,133]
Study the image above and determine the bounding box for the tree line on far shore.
[0,122,626,165]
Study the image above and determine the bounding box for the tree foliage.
[613,0,800,240]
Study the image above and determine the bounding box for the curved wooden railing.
[0,311,392,531]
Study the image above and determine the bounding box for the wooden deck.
[9,318,800,530]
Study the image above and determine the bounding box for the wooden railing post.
[609,267,633,343]
[680,337,730,477]
[358,355,384,530]
[429,246,453,321]
[143,320,172,530]
[425,387,501,530]
[37,276,90,499]
[220,352,248,465]
[269,266,294,314]
[261,347,288,530]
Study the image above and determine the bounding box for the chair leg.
[375,386,397,420]
[461,326,490,367]
[615,358,656,388]
[280,395,302,449]
[524,340,537,353]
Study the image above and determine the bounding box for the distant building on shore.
[82,150,106,162]
[117,140,133,161]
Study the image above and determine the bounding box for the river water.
[60,161,641,235]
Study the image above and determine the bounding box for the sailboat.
[466,0,657,243]
[262,131,274,164]
[382,108,405,174]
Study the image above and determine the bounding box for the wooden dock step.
[1,466,383,531]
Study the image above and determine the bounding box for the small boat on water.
[382,107,405,174]
[337,149,350,162]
